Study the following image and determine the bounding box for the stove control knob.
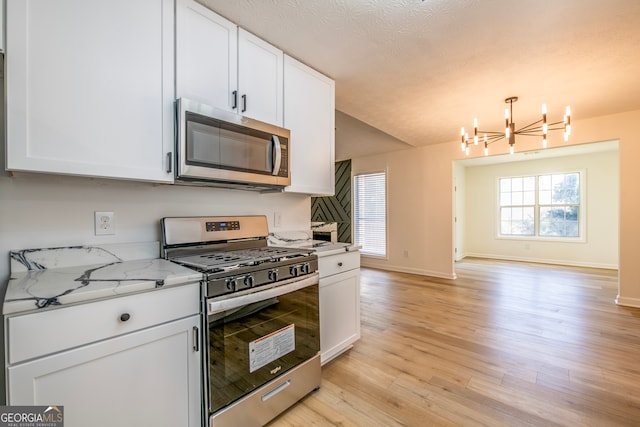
[268,269,279,282]
[290,265,299,277]
[243,275,254,288]
[226,278,237,291]
[301,263,310,274]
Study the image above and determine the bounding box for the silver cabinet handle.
[192,326,199,352]
[166,152,172,174]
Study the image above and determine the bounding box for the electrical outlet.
[95,211,115,235]
[274,212,282,228]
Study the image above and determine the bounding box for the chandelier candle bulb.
[473,119,478,144]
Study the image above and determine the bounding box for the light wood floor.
[268,258,640,426]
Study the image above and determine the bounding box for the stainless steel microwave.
[175,98,291,190]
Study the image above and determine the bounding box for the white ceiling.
[199,0,640,159]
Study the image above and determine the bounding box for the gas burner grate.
[172,246,312,271]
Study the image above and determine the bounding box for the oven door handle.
[208,273,319,315]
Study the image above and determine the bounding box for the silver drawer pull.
[120,313,131,322]
[262,379,291,402]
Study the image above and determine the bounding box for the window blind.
[354,172,386,256]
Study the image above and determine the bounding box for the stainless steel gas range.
[161,216,320,427]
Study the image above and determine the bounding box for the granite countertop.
[268,231,361,257]
[3,243,202,315]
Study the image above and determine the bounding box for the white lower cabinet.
[5,284,202,427]
[319,251,361,365]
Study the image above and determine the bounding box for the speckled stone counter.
[268,231,360,257]
[4,243,202,315]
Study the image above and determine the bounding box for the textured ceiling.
[198,0,640,157]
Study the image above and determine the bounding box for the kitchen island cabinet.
[318,249,361,364]
[176,0,283,126]
[5,0,175,182]
[284,55,336,196]
[5,283,202,427]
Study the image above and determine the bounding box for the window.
[499,172,581,238]
[500,176,535,236]
[354,172,386,256]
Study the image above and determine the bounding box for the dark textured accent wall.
[311,160,352,243]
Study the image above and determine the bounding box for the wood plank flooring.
[267,258,640,426]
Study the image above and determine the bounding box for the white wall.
[462,148,619,268]
[0,173,311,284]
[353,142,456,278]
[352,109,640,307]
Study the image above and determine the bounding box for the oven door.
[206,274,320,415]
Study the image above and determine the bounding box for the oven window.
[208,284,320,413]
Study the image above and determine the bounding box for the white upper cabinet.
[175,0,237,112]
[1,0,4,52]
[238,28,284,126]
[284,55,335,195]
[5,0,175,182]
[176,0,283,127]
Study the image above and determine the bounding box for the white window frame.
[353,169,388,258]
[496,170,586,243]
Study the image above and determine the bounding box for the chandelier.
[460,97,571,156]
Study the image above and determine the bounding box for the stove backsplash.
[0,171,312,285]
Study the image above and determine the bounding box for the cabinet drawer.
[7,283,200,364]
[318,251,360,278]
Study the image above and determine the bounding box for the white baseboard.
[616,295,640,308]
[360,259,457,280]
[463,252,618,270]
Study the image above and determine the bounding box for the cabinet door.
[8,315,202,427]
[176,0,238,112]
[5,0,175,182]
[283,55,335,195]
[238,28,284,126]
[319,268,361,365]
[0,0,4,52]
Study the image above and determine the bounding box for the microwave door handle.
[271,135,282,176]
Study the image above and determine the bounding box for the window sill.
[496,235,586,244]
